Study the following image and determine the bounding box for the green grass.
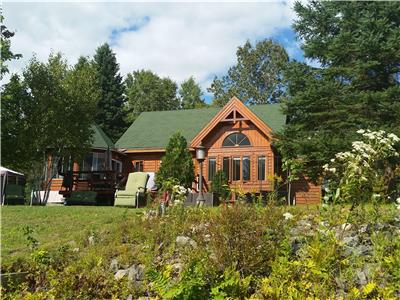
[1,206,145,265]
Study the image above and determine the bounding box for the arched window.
[222,132,250,147]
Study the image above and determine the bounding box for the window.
[208,157,216,181]
[258,156,266,180]
[134,161,144,172]
[222,132,251,147]
[233,157,241,181]
[223,157,230,181]
[81,152,106,172]
[112,159,123,173]
[242,156,250,181]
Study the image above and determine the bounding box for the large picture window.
[82,152,107,172]
[208,157,216,181]
[258,156,266,181]
[242,156,250,181]
[222,132,250,147]
[233,157,241,181]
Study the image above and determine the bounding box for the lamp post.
[195,143,206,206]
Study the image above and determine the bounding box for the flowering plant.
[171,184,188,205]
[323,129,399,204]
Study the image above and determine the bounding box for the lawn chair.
[114,172,149,208]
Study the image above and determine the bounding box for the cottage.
[116,97,321,205]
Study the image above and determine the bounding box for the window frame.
[258,156,266,181]
[222,132,251,148]
[242,156,250,181]
[208,157,217,181]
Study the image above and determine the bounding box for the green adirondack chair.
[114,172,149,207]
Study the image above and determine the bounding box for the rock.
[127,264,145,282]
[176,236,197,248]
[110,258,119,273]
[126,295,133,300]
[297,220,312,228]
[355,268,368,286]
[204,234,211,242]
[319,221,329,227]
[341,223,352,231]
[114,269,128,280]
[358,224,369,234]
[88,235,95,246]
[291,240,301,255]
[172,262,183,274]
[343,235,359,247]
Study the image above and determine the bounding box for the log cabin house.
[116,97,321,205]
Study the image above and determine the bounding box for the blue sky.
[3,1,304,102]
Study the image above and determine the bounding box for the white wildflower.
[388,133,400,142]
[357,129,365,134]
[283,212,294,220]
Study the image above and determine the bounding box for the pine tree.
[93,43,127,141]
[179,76,207,109]
[277,1,400,181]
[155,133,195,188]
[0,15,22,79]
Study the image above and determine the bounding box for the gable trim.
[190,96,274,148]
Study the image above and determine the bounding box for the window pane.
[258,156,266,181]
[223,157,230,181]
[134,161,144,172]
[208,157,216,181]
[242,156,250,181]
[223,133,250,147]
[233,157,241,181]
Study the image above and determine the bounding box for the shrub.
[210,170,230,201]
[156,133,195,188]
[323,129,400,204]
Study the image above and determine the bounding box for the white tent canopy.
[0,167,24,176]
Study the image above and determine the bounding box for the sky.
[3,1,305,101]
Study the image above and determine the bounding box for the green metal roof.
[115,104,286,150]
[91,124,115,149]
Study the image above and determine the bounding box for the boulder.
[110,258,119,273]
[114,269,128,280]
[176,236,197,248]
[127,264,145,282]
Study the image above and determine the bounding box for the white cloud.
[2,1,297,93]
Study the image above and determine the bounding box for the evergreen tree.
[179,76,207,109]
[93,43,127,141]
[125,70,179,122]
[156,133,195,188]
[208,39,289,106]
[277,1,400,181]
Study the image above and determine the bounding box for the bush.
[210,170,230,201]
[156,133,195,189]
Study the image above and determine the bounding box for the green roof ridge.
[115,104,286,150]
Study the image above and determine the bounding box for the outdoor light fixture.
[195,143,206,206]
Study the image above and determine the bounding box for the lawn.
[1,206,144,266]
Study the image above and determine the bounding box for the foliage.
[278,1,400,181]
[208,39,289,106]
[2,204,400,299]
[210,170,230,201]
[0,15,22,78]
[156,133,195,188]
[93,43,127,141]
[323,129,400,204]
[125,69,179,122]
[148,261,209,300]
[179,76,207,109]
[1,53,100,196]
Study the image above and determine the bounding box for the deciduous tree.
[0,15,22,78]
[179,76,207,109]
[125,70,179,122]
[208,39,289,106]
